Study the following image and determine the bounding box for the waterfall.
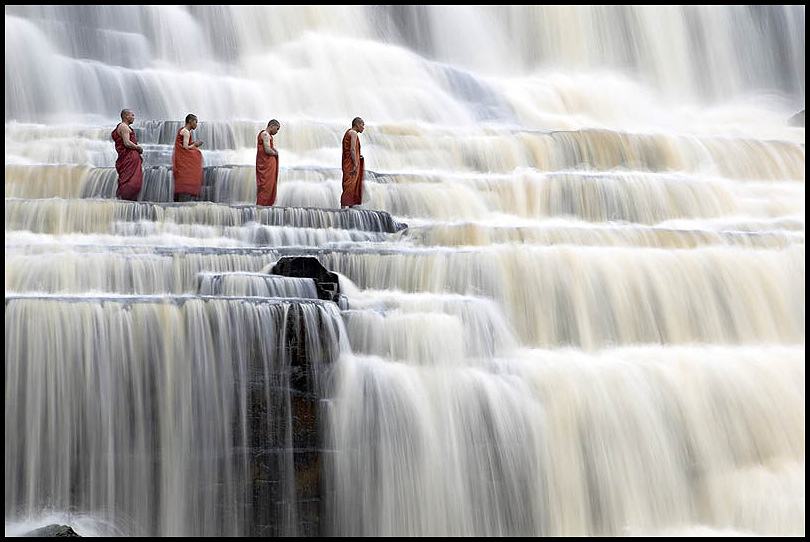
[5,5,804,537]
[326,346,804,536]
[5,296,347,536]
[197,273,319,298]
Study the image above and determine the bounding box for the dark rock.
[271,256,341,303]
[293,498,322,537]
[291,393,319,449]
[22,524,81,537]
[293,451,321,499]
[236,292,335,536]
[789,109,804,126]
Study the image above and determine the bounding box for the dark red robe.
[340,129,364,207]
[111,123,143,201]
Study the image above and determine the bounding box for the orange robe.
[340,129,364,207]
[173,128,203,198]
[256,130,278,206]
[111,123,143,201]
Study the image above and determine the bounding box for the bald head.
[184,113,198,130]
[120,109,135,125]
[267,119,280,135]
[352,117,365,133]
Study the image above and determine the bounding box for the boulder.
[271,256,341,303]
[22,525,80,537]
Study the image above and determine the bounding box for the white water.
[4,5,805,537]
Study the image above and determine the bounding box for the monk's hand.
[195,140,205,148]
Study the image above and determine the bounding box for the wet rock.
[22,524,81,537]
[788,109,804,126]
[272,256,341,303]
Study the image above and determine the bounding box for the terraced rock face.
[5,5,805,538]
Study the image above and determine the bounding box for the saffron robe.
[173,128,203,198]
[256,130,278,206]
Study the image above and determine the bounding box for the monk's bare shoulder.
[261,131,271,143]
[118,123,131,137]
[180,127,190,136]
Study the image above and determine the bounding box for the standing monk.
[173,113,204,202]
[340,117,365,208]
[256,119,281,206]
[111,109,144,201]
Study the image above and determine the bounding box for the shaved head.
[352,117,364,127]
[268,119,280,127]
[121,109,133,120]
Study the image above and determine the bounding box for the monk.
[340,117,365,208]
[256,119,280,206]
[173,113,204,202]
[111,109,144,201]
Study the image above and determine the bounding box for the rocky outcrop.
[789,109,804,127]
[22,525,80,537]
[271,256,341,303]
[245,300,338,536]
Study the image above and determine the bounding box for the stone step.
[4,163,399,202]
[5,198,408,235]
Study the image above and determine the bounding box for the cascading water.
[4,5,805,537]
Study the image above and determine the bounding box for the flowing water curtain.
[4,6,805,123]
[197,273,319,298]
[4,297,347,536]
[3,4,805,538]
[325,346,804,536]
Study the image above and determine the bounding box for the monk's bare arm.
[118,124,143,153]
[181,128,203,150]
[262,132,277,157]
